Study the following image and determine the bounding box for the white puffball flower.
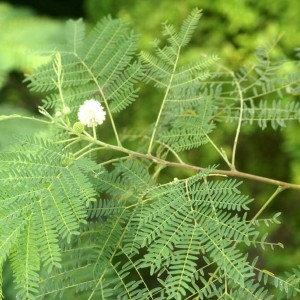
[77,99,106,127]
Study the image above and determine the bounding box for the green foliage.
[213,40,300,131]
[140,10,218,152]
[0,105,46,151]
[1,8,300,299]
[0,137,101,298]
[0,3,65,89]
[84,0,300,59]
[27,16,143,121]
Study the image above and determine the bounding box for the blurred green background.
[1,0,300,298]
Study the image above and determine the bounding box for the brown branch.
[145,154,300,190]
[79,134,300,191]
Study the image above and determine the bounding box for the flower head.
[73,121,85,134]
[55,111,62,118]
[62,106,71,115]
[77,99,106,127]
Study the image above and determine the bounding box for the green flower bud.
[55,111,62,117]
[73,121,85,134]
[62,106,71,115]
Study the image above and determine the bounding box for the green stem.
[0,114,53,125]
[55,137,78,144]
[156,141,184,164]
[73,143,94,158]
[99,156,130,166]
[231,74,244,170]
[92,125,97,139]
[250,186,285,224]
[147,47,181,154]
[53,52,70,126]
[204,132,231,168]
[75,146,105,160]
[77,56,122,147]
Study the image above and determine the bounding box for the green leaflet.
[141,8,219,152]
[0,3,64,89]
[26,16,143,116]
[0,137,101,297]
[215,39,300,130]
[128,170,255,299]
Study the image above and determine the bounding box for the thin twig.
[5,114,299,191]
[78,133,300,191]
[231,74,244,170]
[147,46,181,154]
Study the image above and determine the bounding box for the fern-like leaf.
[126,169,260,299]
[215,39,300,130]
[141,9,219,152]
[0,137,100,297]
[10,215,40,300]
[26,16,143,120]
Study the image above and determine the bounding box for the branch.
[144,155,300,191]
[2,114,297,191]
[77,133,300,191]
